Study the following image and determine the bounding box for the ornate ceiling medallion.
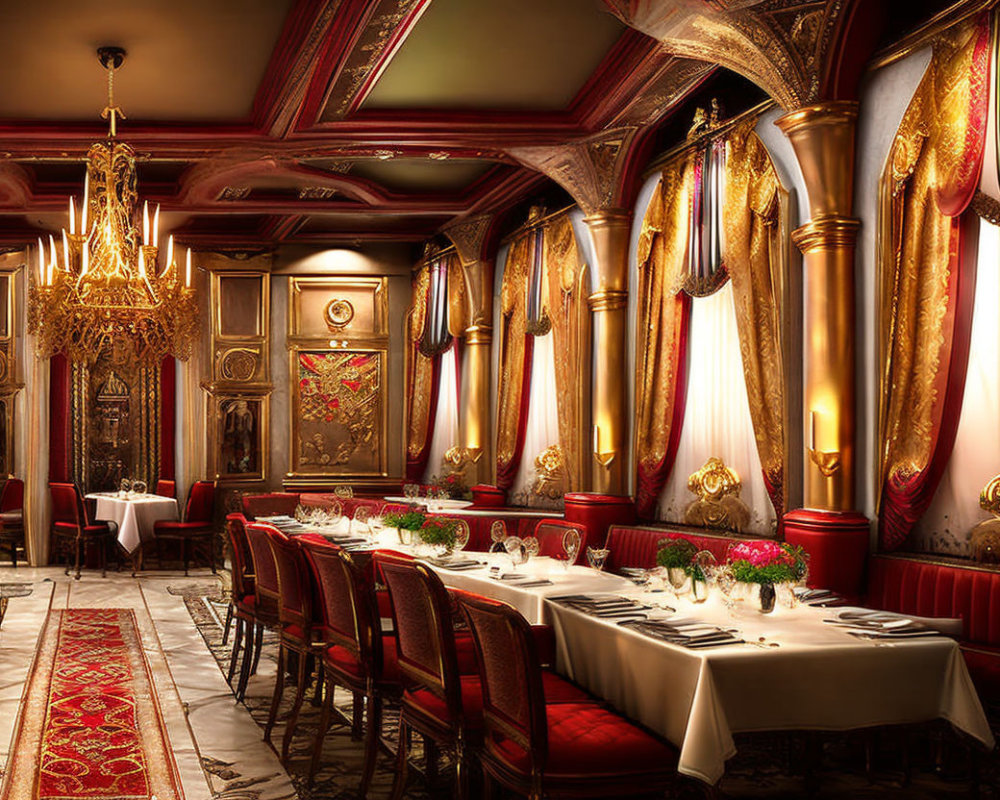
[27,47,199,365]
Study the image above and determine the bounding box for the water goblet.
[523,536,540,560]
[561,528,581,570]
[294,504,309,523]
[368,516,384,544]
[490,520,508,553]
[453,520,470,553]
[352,507,371,538]
[586,546,609,572]
[504,536,527,571]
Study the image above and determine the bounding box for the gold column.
[584,209,631,495]
[776,101,859,511]
[463,323,492,485]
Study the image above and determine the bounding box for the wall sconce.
[808,410,841,477]
[593,425,616,468]
[465,446,483,464]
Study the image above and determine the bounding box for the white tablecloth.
[287,531,995,784]
[88,494,179,553]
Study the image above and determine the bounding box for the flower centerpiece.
[416,517,460,554]
[429,471,472,501]
[656,538,708,600]
[726,541,808,613]
[381,510,426,545]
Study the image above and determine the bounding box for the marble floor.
[0,566,297,800]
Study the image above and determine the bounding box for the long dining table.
[271,518,996,785]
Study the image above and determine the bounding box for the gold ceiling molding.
[617,57,715,127]
[443,214,492,266]
[507,126,640,215]
[605,0,859,110]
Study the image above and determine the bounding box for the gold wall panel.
[208,393,269,483]
[289,349,387,478]
[210,271,270,388]
[289,277,387,341]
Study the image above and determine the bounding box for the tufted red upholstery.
[533,520,590,564]
[604,525,744,573]
[868,554,1000,700]
[459,593,678,798]
[241,492,299,520]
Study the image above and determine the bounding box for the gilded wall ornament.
[970,474,1000,563]
[324,298,355,329]
[684,457,751,532]
[532,444,566,500]
[220,348,259,382]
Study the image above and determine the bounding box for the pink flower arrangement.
[727,540,807,584]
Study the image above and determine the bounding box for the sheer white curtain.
[423,343,460,482]
[656,280,775,534]
[914,220,1000,554]
[511,330,560,506]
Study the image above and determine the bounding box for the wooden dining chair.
[153,480,216,575]
[458,593,679,799]
[262,526,321,759]
[300,540,402,794]
[377,553,485,800]
[49,482,117,579]
[223,513,256,674]
[0,477,24,566]
[237,520,283,701]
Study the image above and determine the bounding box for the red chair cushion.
[491,701,676,779]
[54,521,111,536]
[325,635,401,684]
[154,520,212,535]
[540,671,592,704]
[405,673,485,730]
[282,623,309,643]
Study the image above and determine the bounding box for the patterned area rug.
[1,608,182,800]
[172,584,437,800]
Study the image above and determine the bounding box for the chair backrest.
[155,479,176,499]
[241,491,300,520]
[459,593,548,767]
[265,527,312,632]
[245,522,282,605]
[301,541,384,675]
[0,478,24,513]
[185,481,215,524]
[49,482,84,527]
[377,553,462,714]
[226,513,254,600]
[533,519,587,564]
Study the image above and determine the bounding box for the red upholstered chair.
[49,482,116,579]
[533,519,588,565]
[459,593,679,799]
[224,514,258,687]
[153,480,216,575]
[300,541,402,794]
[238,520,283,701]
[0,477,25,566]
[241,492,300,520]
[155,479,175,498]
[377,553,483,800]
[263,526,320,759]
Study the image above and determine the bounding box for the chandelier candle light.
[27,47,199,365]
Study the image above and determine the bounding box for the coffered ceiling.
[0,0,949,251]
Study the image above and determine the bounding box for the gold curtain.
[496,234,532,488]
[878,15,989,550]
[724,122,786,512]
[404,265,434,471]
[543,214,586,491]
[634,161,692,516]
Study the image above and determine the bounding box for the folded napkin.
[832,607,962,637]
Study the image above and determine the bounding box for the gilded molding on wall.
[683,457,751,532]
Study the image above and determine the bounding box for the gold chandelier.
[28,47,199,365]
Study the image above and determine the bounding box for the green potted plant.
[382,510,426,545]
[655,538,708,600]
[416,517,459,555]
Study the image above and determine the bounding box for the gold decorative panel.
[209,393,268,483]
[289,277,387,342]
[290,349,386,477]
[71,344,159,492]
[210,270,270,388]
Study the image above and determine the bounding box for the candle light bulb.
[166,235,173,269]
[143,201,149,246]
[48,234,56,286]
[185,248,191,287]
[138,247,146,278]
[81,172,88,231]
[62,229,69,271]
[81,240,89,276]
[37,237,44,285]
[69,197,75,236]
[152,204,160,248]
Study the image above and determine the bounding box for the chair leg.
[236,621,257,702]
[250,623,263,675]
[359,692,382,799]
[209,532,217,574]
[100,537,107,578]
[281,646,310,761]
[482,764,495,800]
[264,641,286,744]
[389,717,410,800]
[352,692,364,740]
[456,739,470,800]
[222,603,234,646]
[183,538,190,576]
[425,737,440,784]
[308,674,335,785]
[74,537,82,580]
[227,616,244,685]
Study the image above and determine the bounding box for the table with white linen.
[87,493,179,553]
[287,527,995,784]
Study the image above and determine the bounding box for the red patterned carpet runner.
[1,609,182,800]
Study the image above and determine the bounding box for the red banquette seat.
[604,524,746,573]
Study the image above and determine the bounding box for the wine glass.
[504,536,527,571]
[403,483,419,500]
[490,520,508,553]
[586,546,609,572]
[561,528,581,570]
[716,565,738,612]
[295,504,309,523]
[368,515,384,544]
[352,507,371,537]
[523,536,540,560]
